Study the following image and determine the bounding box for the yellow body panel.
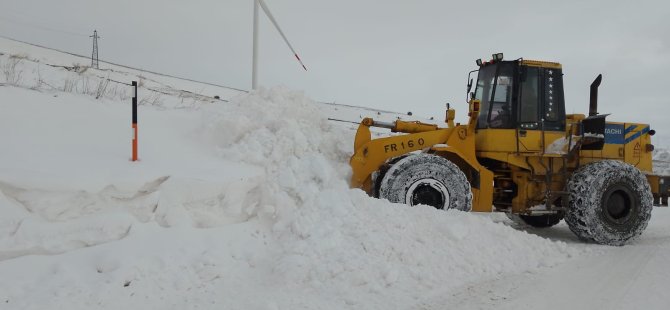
[579,122,653,172]
[475,129,566,153]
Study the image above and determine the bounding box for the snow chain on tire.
[565,160,653,246]
[378,153,472,211]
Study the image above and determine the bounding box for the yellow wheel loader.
[350,53,669,246]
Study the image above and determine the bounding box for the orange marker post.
[132,81,138,161]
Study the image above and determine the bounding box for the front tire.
[377,153,472,211]
[565,160,653,246]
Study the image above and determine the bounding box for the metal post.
[90,30,100,69]
[252,0,259,90]
[132,81,138,161]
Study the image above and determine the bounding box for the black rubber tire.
[372,155,409,198]
[507,213,563,228]
[565,160,653,246]
[378,153,472,211]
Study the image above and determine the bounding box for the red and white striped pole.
[131,81,138,161]
[251,0,307,89]
[257,0,307,71]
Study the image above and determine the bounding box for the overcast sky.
[2,0,669,144]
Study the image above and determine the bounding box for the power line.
[0,34,249,93]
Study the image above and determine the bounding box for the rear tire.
[565,160,653,246]
[378,153,472,211]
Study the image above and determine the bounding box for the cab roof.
[521,59,562,69]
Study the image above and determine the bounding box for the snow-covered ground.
[1,37,669,310]
[429,212,670,310]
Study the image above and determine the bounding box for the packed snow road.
[430,208,670,310]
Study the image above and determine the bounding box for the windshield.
[474,63,515,129]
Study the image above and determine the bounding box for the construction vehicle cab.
[350,53,670,246]
[474,58,565,131]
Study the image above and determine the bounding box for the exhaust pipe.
[582,74,606,151]
[589,74,602,116]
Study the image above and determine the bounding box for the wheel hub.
[405,178,450,209]
[603,185,635,224]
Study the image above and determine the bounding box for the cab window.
[519,67,540,128]
[474,63,515,129]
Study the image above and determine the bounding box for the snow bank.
[0,86,581,309]
[191,87,580,308]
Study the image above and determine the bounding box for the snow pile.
[189,88,581,308]
[0,83,582,309]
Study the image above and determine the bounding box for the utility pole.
[252,0,259,90]
[90,30,100,69]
